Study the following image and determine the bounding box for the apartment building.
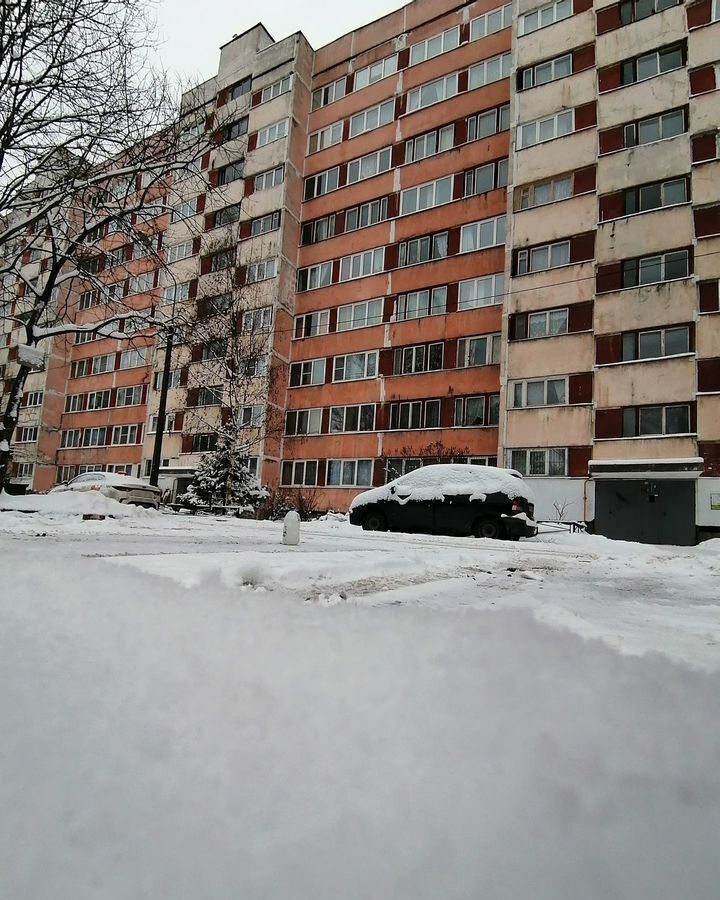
[503,0,720,541]
[283,0,512,509]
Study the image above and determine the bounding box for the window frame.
[349,99,395,138]
[516,240,571,275]
[460,215,506,253]
[471,3,513,39]
[326,459,374,487]
[457,333,501,367]
[459,273,504,310]
[333,350,379,382]
[519,0,573,35]
[256,118,289,148]
[509,447,568,476]
[289,358,326,387]
[407,73,459,113]
[511,377,568,408]
[409,27,460,66]
[395,286,448,321]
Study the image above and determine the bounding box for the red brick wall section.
[687,0,713,28]
[694,206,720,238]
[596,4,622,33]
[698,358,720,392]
[699,280,720,313]
[690,66,717,96]
[692,132,719,163]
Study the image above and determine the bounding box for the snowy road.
[1,504,720,899]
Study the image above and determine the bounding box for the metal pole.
[149,324,173,486]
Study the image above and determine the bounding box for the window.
[454,396,487,427]
[620,0,681,25]
[105,246,127,268]
[79,290,100,310]
[395,287,447,320]
[457,334,501,367]
[251,211,281,236]
[86,390,111,410]
[120,348,147,369]
[166,240,194,263]
[82,427,107,447]
[91,353,115,374]
[301,215,336,245]
[304,167,340,200]
[297,262,333,291]
[345,198,388,232]
[197,385,223,406]
[327,459,373,487]
[111,424,141,445]
[410,27,460,66]
[459,273,504,309]
[171,199,198,223]
[217,160,245,186]
[57,465,77,482]
[289,359,325,387]
[240,356,267,378]
[309,122,343,154]
[471,4,512,39]
[228,77,252,101]
[206,294,233,316]
[405,125,455,163]
[70,359,90,378]
[389,400,441,430]
[464,159,508,197]
[312,77,346,110]
[621,44,685,86]
[23,391,43,407]
[467,104,510,141]
[333,351,378,381]
[209,249,234,272]
[622,249,690,287]
[713,0,720,20]
[285,408,322,436]
[152,370,181,390]
[460,215,506,252]
[16,426,39,443]
[75,330,98,345]
[223,118,249,143]
[257,119,288,147]
[128,271,154,295]
[521,54,572,90]
[393,343,444,375]
[202,338,226,360]
[354,55,398,90]
[624,178,688,215]
[407,73,459,112]
[622,325,690,360]
[519,0,572,35]
[16,462,34,478]
[622,404,691,436]
[214,204,242,228]
[510,448,568,476]
[516,174,573,210]
[527,308,569,338]
[60,429,82,448]
[191,433,218,453]
[624,109,686,147]
[261,75,291,103]
[242,306,272,332]
[281,460,319,486]
[399,232,448,266]
[295,310,330,338]
[511,378,567,407]
[148,415,176,433]
[347,147,392,184]
[246,258,277,283]
[400,176,453,215]
[339,248,384,282]
[254,166,284,192]
[330,405,376,433]
[349,100,394,138]
[519,110,574,148]
[337,299,383,331]
[516,240,570,274]
[238,406,263,428]
[469,52,512,90]
[117,385,144,406]
[162,282,191,304]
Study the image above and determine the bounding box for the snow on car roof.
[76,473,158,490]
[350,464,534,510]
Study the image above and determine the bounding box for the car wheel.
[362,509,388,532]
[473,517,501,540]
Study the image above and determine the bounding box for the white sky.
[152,0,407,84]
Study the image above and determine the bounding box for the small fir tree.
[180,431,267,511]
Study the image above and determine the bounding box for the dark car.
[348,464,537,540]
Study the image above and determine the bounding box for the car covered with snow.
[349,463,537,539]
[51,472,162,509]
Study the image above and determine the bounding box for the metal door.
[594,479,696,546]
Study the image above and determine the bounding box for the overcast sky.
[153,0,407,84]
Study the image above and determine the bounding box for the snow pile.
[350,463,534,509]
[0,490,158,518]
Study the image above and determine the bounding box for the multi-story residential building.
[2,0,719,541]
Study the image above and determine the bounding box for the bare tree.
[0,0,212,489]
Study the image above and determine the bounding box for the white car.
[52,472,162,509]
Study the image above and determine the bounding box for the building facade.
[2,0,719,538]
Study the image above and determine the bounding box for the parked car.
[51,472,162,509]
[349,464,537,540]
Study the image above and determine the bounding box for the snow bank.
[350,464,534,510]
[0,490,158,518]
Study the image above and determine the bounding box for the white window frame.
[399,230,448,266]
[260,74,292,104]
[111,424,141,445]
[516,240,571,274]
[337,299,383,331]
[242,306,273,332]
[82,426,107,447]
[246,258,278,284]
[281,459,319,487]
[162,282,191,304]
[327,459,374,487]
[308,121,343,154]
[311,77,347,111]
[509,447,568,476]
[254,166,284,192]
[394,287,447,321]
[116,385,144,406]
[519,109,574,148]
[345,198,388,232]
[400,175,454,216]
[286,408,323,436]
[16,462,34,478]
[467,104,511,141]
[251,211,281,236]
[256,119,289,147]
[347,147,392,185]
[60,428,82,448]
[460,215,506,253]
[298,261,333,291]
[349,99,395,138]
[516,174,573,210]
[454,396,487,428]
[459,273,504,310]
[166,240,194,263]
[333,351,378,382]
[519,0,573,36]
[91,353,115,374]
[339,248,385,282]
[393,343,444,375]
[354,55,398,90]
[405,125,455,163]
[119,348,147,369]
[171,199,198,222]
[471,4,512,40]
[86,389,111,410]
[527,308,570,338]
[407,73,459,113]
[511,377,568,408]
[24,390,44,407]
[16,426,39,443]
[457,333,501,367]
[410,27,460,66]
[329,404,376,433]
[238,405,264,428]
[129,271,155,295]
[289,358,326,387]
[304,167,340,200]
[469,52,512,90]
[521,54,573,90]
[295,310,330,338]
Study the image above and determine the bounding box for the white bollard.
[282,509,301,545]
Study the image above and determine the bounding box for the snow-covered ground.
[1,501,720,898]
